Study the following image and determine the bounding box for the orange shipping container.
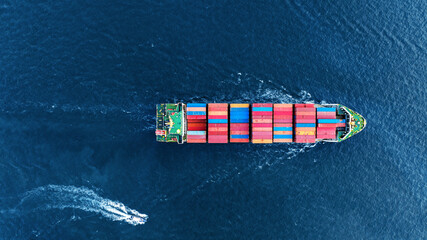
[273,139,293,143]
[253,119,273,123]
[187,107,206,111]
[252,139,273,144]
[208,111,228,115]
[295,112,316,115]
[252,127,272,132]
[274,131,293,135]
[295,131,315,135]
[274,123,293,127]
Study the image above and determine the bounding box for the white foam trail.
[19,185,148,226]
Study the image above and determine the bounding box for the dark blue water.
[0,0,426,239]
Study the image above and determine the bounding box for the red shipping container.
[188,126,206,130]
[274,107,293,111]
[187,135,206,140]
[230,129,249,134]
[229,123,249,127]
[316,111,336,115]
[230,138,249,143]
[208,115,228,119]
[317,127,336,132]
[274,119,293,123]
[252,111,272,116]
[295,108,316,112]
[336,123,346,127]
[230,126,249,131]
[208,136,228,143]
[252,132,273,137]
[188,123,206,127]
[318,123,337,128]
[252,123,273,127]
[295,119,316,123]
[230,124,249,129]
[230,124,249,130]
[187,115,207,119]
[317,115,337,119]
[295,135,316,140]
[316,113,335,116]
[317,135,336,139]
[296,115,316,119]
[295,139,316,143]
[208,131,228,135]
[274,123,293,127]
[253,103,273,107]
[274,115,293,119]
[187,139,206,143]
[208,123,227,127]
[252,115,273,119]
[187,119,207,123]
[253,119,273,123]
[273,111,293,115]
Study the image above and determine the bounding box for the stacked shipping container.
[317,119,346,128]
[273,104,293,143]
[208,103,229,143]
[294,104,316,143]
[229,104,250,143]
[252,103,273,143]
[186,103,207,143]
[316,107,336,139]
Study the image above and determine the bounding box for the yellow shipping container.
[230,103,250,107]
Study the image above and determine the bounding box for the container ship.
[156,103,366,144]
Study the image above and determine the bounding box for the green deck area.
[156,103,185,143]
[338,105,366,142]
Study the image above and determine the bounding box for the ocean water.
[0,0,426,239]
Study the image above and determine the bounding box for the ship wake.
[11,185,148,226]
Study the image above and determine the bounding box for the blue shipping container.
[187,131,206,135]
[273,135,293,139]
[252,107,273,111]
[274,127,293,131]
[230,108,249,112]
[208,119,228,124]
[296,123,316,127]
[230,119,249,123]
[187,111,206,115]
[316,108,335,112]
[231,135,249,139]
[317,119,343,124]
[187,103,206,107]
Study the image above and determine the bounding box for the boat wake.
[12,185,148,226]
